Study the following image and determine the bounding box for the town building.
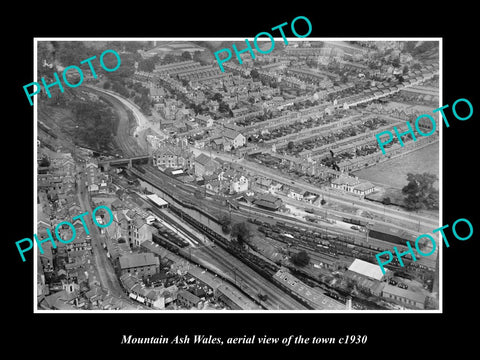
[381,284,426,309]
[194,153,221,177]
[211,129,246,151]
[152,143,193,170]
[230,175,249,193]
[149,87,165,102]
[118,253,160,280]
[344,259,392,297]
[176,290,202,309]
[331,173,375,196]
[253,193,283,211]
[287,186,305,201]
[347,259,391,282]
[130,215,154,247]
[273,268,344,310]
[196,114,214,128]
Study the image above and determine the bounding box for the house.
[231,107,251,118]
[269,181,284,194]
[152,144,193,170]
[119,273,168,309]
[176,290,202,309]
[330,173,360,192]
[111,199,125,211]
[331,173,375,196]
[117,206,155,248]
[230,175,249,193]
[150,87,165,102]
[194,153,221,177]
[85,162,101,193]
[196,114,214,128]
[130,215,153,247]
[222,129,246,149]
[160,118,175,131]
[175,108,192,122]
[173,121,188,133]
[352,182,375,196]
[114,211,131,247]
[211,129,246,151]
[205,179,223,194]
[255,177,272,192]
[288,186,305,201]
[218,168,236,181]
[118,253,160,280]
[66,224,92,253]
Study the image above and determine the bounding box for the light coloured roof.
[332,174,359,186]
[354,182,375,191]
[348,259,386,281]
[146,194,168,207]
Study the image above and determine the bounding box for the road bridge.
[99,155,151,170]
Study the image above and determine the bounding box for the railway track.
[197,243,308,310]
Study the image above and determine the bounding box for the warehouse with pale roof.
[347,258,391,281]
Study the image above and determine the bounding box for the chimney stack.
[346,296,352,310]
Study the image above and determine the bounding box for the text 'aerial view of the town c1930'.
[35,39,440,312]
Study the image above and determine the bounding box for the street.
[76,169,126,298]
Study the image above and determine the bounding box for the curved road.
[84,85,147,156]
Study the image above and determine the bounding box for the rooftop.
[331,174,359,186]
[348,259,386,281]
[177,289,201,304]
[353,182,375,191]
[382,284,426,305]
[274,269,344,310]
[195,153,219,167]
[119,253,159,270]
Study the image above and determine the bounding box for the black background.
[7,3,478,357]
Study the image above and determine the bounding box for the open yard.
[353,142,440,190]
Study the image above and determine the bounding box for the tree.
[181,51,192,60]
[320,199,326,205]
[193,51,203,64]
[212,92,223,102]
[291,250,310,267]
[382,197,391,205]
[287,141,294,150]
[250,69,260,79]
[39,157,50,167]
[402,173,438,210]
[103,81,111,90]
[138,57,156,72]
[163,54,176,64]
[231,222,251,245]
[220,215,231,234]
[218,101,230,114]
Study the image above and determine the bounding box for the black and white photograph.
[7,5,478,357]
[33,38,441,313]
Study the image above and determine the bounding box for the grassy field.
[353,142,440,190]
